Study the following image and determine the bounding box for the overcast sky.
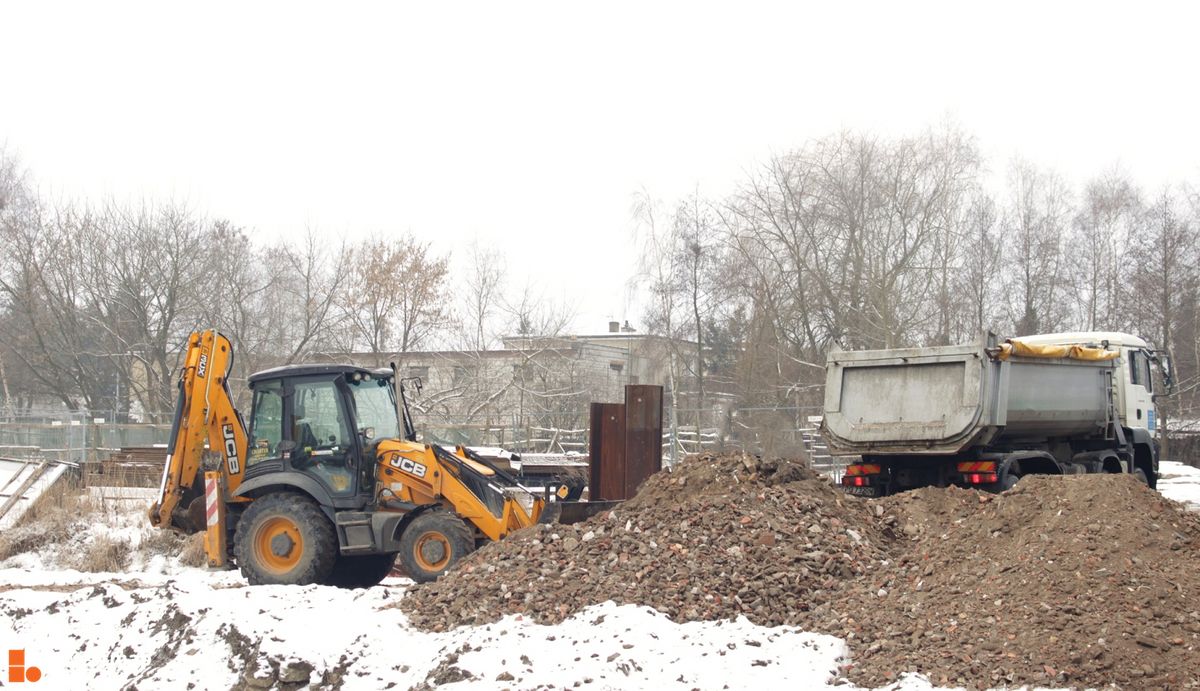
[2,1,1198,333]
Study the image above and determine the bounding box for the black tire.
[396,511,475,583]
[1000,472,1021,491]
[325,554,397,589]
[232,492,337,586]
[1132,467,1150,485]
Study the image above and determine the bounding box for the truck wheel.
[325,554,397,589]
[396,511,475,583]
[233,493,337,586]
[1000,472,1021,491]
[1132,468,1150,485]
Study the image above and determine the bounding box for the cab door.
[246,378,285,472]
[287,377,361,497]
[1126,349,1156,435]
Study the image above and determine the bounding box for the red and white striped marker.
[205,475,220,528]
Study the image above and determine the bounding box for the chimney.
[608,321,620,333]
[621,321,636,333]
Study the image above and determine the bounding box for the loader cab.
[245,365,399,504]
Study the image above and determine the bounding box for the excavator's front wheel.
[233,492,337,586]
[396,511,475,583]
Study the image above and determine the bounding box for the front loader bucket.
[537,500,623,525]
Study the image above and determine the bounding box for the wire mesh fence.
[0,411,172,465]
[0,404,860,480]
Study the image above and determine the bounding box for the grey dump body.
[822,337,1114,455]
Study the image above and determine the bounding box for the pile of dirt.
[401,452,893,630]
[809,474,1200,688]
[402,457,1200,689]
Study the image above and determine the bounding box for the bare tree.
[1130,189,1197,363]
[338,234,451,365]
[1071,169,1142,330]
[1002,158,1072,335]
[79,202,216,420]
[956,194,1003,339]
[262,230,349,364]
[457,239,506,351]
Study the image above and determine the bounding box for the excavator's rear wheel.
[325,554,397,589]
[396,511,475,583]
[233,492,337,586]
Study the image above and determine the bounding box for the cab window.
[1130,351,1153,393]
[247,380,284,466]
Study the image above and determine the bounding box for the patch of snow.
[0,569,947,691]
[1159,460,1200,511]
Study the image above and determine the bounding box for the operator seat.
[293,400,319,450]
[294,422,319,449]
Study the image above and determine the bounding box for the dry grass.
[178,533,207,567]
[76,534,132,573]
[0,471,202,572]
[0,477,87,563]
[140,527,187,557]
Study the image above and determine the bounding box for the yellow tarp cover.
[995,339,1120,361]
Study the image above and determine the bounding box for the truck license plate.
[843,485,879,497]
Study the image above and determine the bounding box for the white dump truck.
[820,332,1171,496]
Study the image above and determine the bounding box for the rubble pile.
[402,452,893,630]
[404,456,1200,689]
[810,474,1200,689]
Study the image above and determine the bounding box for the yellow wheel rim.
[413,531,452,572]
[253,515,304,574]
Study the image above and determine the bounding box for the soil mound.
[401,452,890,630]
[402,458,1200,689]
[810,474,1200,689]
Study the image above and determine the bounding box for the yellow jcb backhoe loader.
[148,330,563,587]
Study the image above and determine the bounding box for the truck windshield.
[348,376,401,441]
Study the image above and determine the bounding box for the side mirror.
[1151,351,1175,396]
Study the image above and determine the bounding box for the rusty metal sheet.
[589,402,626,501]
[623,385,663,498]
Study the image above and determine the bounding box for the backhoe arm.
[149,330,249,531]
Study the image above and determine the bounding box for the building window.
[407,365,429,380]
[452,365,472,386]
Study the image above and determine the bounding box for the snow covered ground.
[0,568,951,691]
[0,571,903,691]
[6,464,1198,691]
[1159,459,1200,511]
[0,488,946,691]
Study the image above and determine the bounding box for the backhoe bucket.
[537,500,623,525]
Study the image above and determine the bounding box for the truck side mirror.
[1153,351,1174,396]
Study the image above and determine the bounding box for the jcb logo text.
[390,456,427,479]
[223,424,240,474]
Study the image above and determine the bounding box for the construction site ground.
[1,460,1198,690]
